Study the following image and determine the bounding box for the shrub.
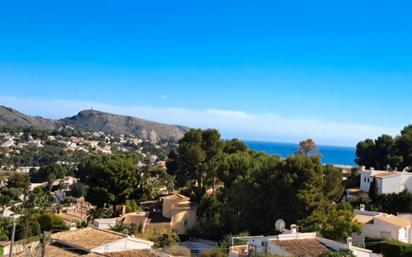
[163,245,191,257]
[380,240,412,257]
[319,249,355,257]
[199,248,227,257]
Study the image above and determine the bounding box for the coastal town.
[1,1,410,257]
[1,119,412,257]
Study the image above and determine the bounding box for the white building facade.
[360,167,412,194]
[354,209,412,244]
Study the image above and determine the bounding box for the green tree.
[7,173,30,195]
[223,139,248,154]
[194,195,223,239]
[69,182,87,197]
[32,213,67,233]
[317,203,361,241]
[170,129,223,200]
[368,176,379,202]
[24,187,50,211]
[217,151,254,190]
[77,154,139,210]
[323,165,344,202]
[355,139,377,169]
[139,165,174,200]
[30,164,69,184]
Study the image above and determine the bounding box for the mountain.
[0,106,189,141]
[0,106,57,130]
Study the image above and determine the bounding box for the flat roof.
[373,172,401,178]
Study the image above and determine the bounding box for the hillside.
[0,106,189,141]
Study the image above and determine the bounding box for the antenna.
[275,219,286,232]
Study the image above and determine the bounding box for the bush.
[199,248,227,257]
[380,241,412,257]
[163,245,191,257]
[32,213,67,233]
[319,249,354,257]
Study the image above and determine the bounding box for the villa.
[360,166,412,194]
[229,225,379,257]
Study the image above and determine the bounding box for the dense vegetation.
[0,126,363,246]
[167,129,360,240]
[355,125,412,170]
[75,154,173,215]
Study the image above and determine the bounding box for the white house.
[360,167,412,194]
[229,225,379,257]
[353,207,412,244]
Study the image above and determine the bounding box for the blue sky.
[0,1,411,146]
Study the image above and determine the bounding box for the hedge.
[380,240,412,257]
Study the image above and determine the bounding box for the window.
[364,177,366,182]
[368,178,370,183]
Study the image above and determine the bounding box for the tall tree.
[296,139,319,155]
[355,139,376,168]
[76,154,139,210]
[171,129,223,199]
[323,165,344,202]
[368,176,379,202]
[7,173,30,195]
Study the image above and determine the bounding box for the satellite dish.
[275,219,286,232]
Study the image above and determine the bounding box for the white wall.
[400,173,412,192]
[371,219,403,241]
[93,219,117,229]
[360,170,402,194]
[360,171,372,192]
[379,176,401,194]
[247,237,270,254]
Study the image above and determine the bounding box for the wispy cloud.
[161,94,168,99]
[0,96,401,146]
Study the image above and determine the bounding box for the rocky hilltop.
[0,106,188,141]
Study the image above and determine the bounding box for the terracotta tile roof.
[58,212,87,222]
[375,215,411,228]
[105,249,156,257]
[272,239,329,257]
[120,213,147,225]
[160,194,189,200]
[45,245,102,257]
[354,214,375,224]
[373,172,401,178]
[52,227,126,250]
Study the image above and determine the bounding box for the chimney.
[370,167,377,176]
[347,237,353,249]
[122,205,127,216]
[360,166,366,171]
[360,204,365,211]
[290,224,298,234]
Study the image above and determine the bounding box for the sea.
[245,141,356,166]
